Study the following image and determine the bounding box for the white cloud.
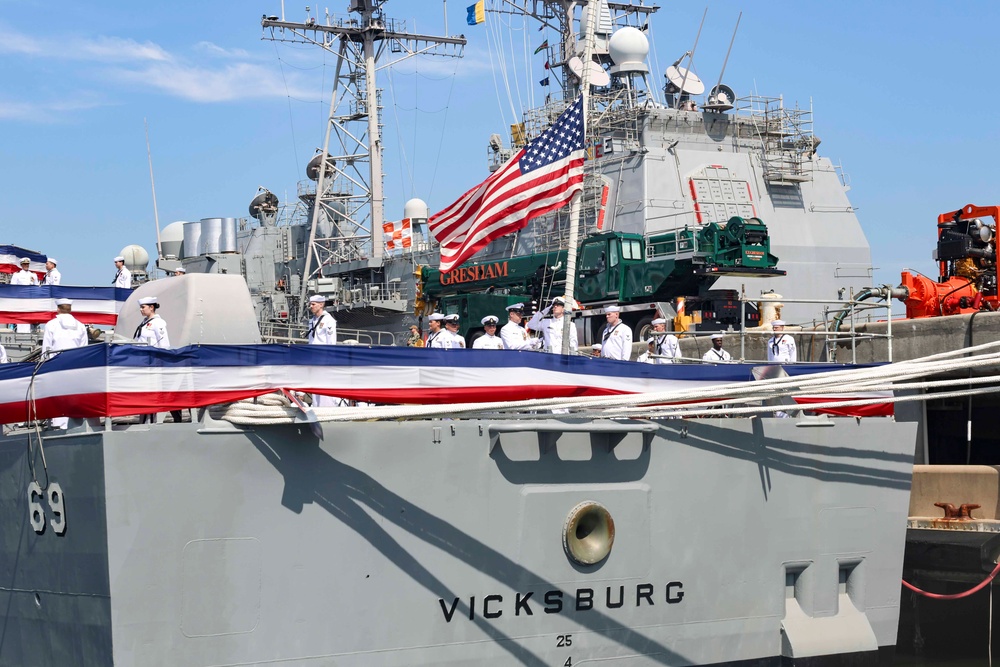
[109,61,315,103]
[0,97,106,122]
[0,27,43,55]
[195,41,253,60]
[0,25,168,62]
[72,35,170,62]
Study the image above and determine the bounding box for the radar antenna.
[705,13,742,112]
[261,2,466,316]
[664,9,707,109]
[249,187,280,227]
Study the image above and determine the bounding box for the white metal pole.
[561,0,595,355]
[144,118,163,262]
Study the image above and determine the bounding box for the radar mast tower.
[261,1,466,314]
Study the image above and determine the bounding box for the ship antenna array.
[673,7,707,105]
[711,12,741,101]
[261,2,466,317]
[144,118,163,261]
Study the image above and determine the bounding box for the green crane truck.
[418,216,784,346]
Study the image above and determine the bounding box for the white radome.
[608,27,649,73]
[120,244,149,272]
[404,198,429,221]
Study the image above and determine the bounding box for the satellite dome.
[120,245,149,272]
[608,27,649,74]
[404,198,430,220]
[160,221,186,259]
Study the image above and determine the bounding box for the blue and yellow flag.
[466,0,485,25]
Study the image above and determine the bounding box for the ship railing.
[644,229,702,260]
[340,280,412,307]
[732,289,896,364]
[262,321,398,347]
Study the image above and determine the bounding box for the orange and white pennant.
[383,218,412,251]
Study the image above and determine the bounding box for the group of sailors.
[399,296,798,364]
[10,256,60,287]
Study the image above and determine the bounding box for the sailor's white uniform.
[135,314,171,349]
[113,266,132,289]
[472,332,504,350]
[307,311,341,407]
[42,313,88,428]
[11,269,37,286]
[307,312,337,346]
[702,347,732,362]
[42,314,88,357]
[541,316,578,354]
[600,322,633,361]
[767,333,796,363]
[0,343,7,364]
[651,333,682,363]
[501,321,539,350]
[425,329,448,349]
[441,329,466,349]
[43,268,61,285]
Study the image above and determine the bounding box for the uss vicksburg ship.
[0,0,964,665]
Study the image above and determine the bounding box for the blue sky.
[3,0,998,293]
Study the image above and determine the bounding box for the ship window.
[609,241,619,267]
[580,244,605,273]
[621,239,642,261]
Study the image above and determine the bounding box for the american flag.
[429,95,585,273]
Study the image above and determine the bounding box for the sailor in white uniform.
[702,333,732,362]
[766,320,797,363]
[306,294,343,407]
[442,314,467,348]
[10,258,38,333]
[541,297,578,354]
[649,317,681,363]
[11,257,38,286]
[42,258,61,285]
[472,315,504,350]
[636,339,656,364]
[42,298,89,429]
[425,313,448,348]
[42,298,88,358]
[600,305,633,361]
[113,256,132,289]
[174,267,186,277]
[501,303,541,350]
[134,296,171,348]
[307,294,337,345]
[0,343,7,364]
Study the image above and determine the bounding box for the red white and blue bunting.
[0,343,893,423]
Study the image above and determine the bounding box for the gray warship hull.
[1,415,915,665]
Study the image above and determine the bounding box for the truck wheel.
[633,315,655,342]
[466,329,484,348]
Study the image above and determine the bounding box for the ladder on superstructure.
[261,0,466,314]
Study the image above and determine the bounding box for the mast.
[262,1,465,316]
[561,0,595,354]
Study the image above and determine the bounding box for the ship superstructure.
[139,2,873,346]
